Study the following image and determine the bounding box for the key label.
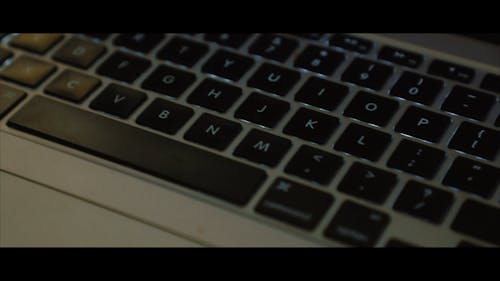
[66,80,80,89]
[276,181,291,192]
[207,89,222,99]
[72,46,86,56]
[313,155,323,162]
[205,125,220,136]
[417,118,429,126]
[357,136,366,146]
[223,59,234,68]
[253,140,271,152]
[158,110,170,119]
[365,103,378,112]
[162,75,175,84]
[305,119,317,129]
[113,95,126,104]
[267,73,281,83]
[365,171,375,179]
[256,105,267,113]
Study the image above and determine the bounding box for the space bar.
[7,96,267,206]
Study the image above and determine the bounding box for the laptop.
[0,33,498,247]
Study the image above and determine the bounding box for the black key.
[8,96,266,206]
[10,33,63,54]
[393,181,453,224]
[441,86,495,121]
[448,122,499,161]
[204,33,250,49]
[284,145,344,185]
[141,65,196,98]
[157,37,209,67]
[234,92,290,128]
[294,76,349,111]
[388,140,445,179]
[283,107,339,144]
[187,78,242,113]
[343,91,399,127]
[338,162,397,204]
[0,47,13,65]
[234,129,291,167]
[341,58,393,91]
[451,200,500,246]
[136,98,193,135]
[53,37,106,69]
[324,201,389,247]
[256,178,334,230]
[329,34,373,54]
[114,33,165,53]
[443,157,500,198]
[96,51,151,83]
[184,113,242,151]
[294,45,345,76]
[44,70,101,103]
[247,63,300,96]
[201,49,254,81]
[390,71,444,105]
[395,106,450,143]
[249,34,298,62]
[291,33,324,40]
[480,73,500,94]
[0,83,26,119]
[385,239,416,247]
[90,83,147,118]
[334,123,391,162]
[378,46,423,68]
[0,56,56,88]
[84,34,110,40]
[428,59,475,84]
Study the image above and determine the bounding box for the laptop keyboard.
[0,33,499,247]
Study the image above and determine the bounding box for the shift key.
[7,96,267,206]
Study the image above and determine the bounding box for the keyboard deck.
[0,33,499,247]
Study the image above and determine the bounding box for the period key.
[256,178,334,230]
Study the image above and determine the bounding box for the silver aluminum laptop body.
[0,33,499,247]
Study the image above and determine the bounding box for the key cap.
[256,178,334,230]
[249,34,298,62]
[0,47,13,65]
[343,91,399,127]
[141,64,196,98]
[341,58,393,91]
[96,51,151,83]
[234,92,290,128]
[0,83,26,119]
[324,201,389,247]
[204,33,250,49]
[395,106,450,143]
[393,181,453,224]
[443,157,500,198]
[10,33,63,54]
[294,45,345,76]
[84,34,110,40]
[378,46,423,68]
[442,86,496,121]
[89,83,147,118]
[157,36,209,67]
[448,122,499,160]
[8,96,266,206]
[388,140,445,179]
[201,49,254,81]
[53,37,106,69]
[428,59,475,84]
[44,70,101,102]
[290,33,324,40]
[247,62,300,96]
[0,56,56,88]
[390,71,444,105]
[184,113,242,151]
[294,76,349,111]
[451,200,500,246]
[136,98,193,135]
[334,123,391,162]
[385,239,417,247]
[480,73,500,94]
[338,162,397,204]
[283,107,339,144]
[329,34,373,54]
[113,33,165,53]
[233,129,291,167]
[187,78,242,113]
[284,145,344,185]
